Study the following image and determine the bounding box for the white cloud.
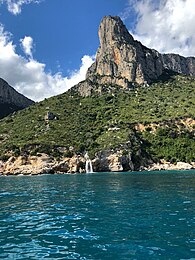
[20,36,33,58]
[129,0,195,57]
[0,24,95,101]
[0,0,41,15]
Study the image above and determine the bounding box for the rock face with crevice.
[86,16,195,88]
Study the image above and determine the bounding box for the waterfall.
[85,159,93,173]
[84,152,93,173]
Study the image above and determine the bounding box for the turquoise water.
[0,171,194,259]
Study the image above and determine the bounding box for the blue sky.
[0,0,194,101]
[0,0,133,74]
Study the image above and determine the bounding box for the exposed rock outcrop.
[2,154,55,175]
[1,153,194,176]
[44,111,58,122]
[0,152,131,175]
[0,154,85,175]
[145,160,195,171]
[84,16,195,92]
[92,150,134,172]
[0,78,34,119]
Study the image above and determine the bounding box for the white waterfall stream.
[85,159,93,173]
[84,152,93,173]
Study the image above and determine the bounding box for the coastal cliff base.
[0,153,194,176]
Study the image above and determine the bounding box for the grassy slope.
[0,75,195,163]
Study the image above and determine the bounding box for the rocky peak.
[0,78,34,118]
[86,16,195,88]
[98,16,134,49]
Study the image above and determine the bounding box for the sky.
[0,0,195,101]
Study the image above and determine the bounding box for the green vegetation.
[142,124,195,163]
[0,75,195,163]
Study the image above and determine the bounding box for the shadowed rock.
[0,78,34,118]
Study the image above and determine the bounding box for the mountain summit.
[86,16,195,87]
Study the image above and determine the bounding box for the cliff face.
[0,78,34,118]
[86,16,195,87]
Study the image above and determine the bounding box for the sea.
[0,171,194,260]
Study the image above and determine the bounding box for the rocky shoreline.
[143,160,195,171]
[0,153,195,176]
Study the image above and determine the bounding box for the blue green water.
[0,171,194,259]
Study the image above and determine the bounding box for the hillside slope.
[0,75,195,169]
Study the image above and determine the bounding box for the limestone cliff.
[86,16,195,88]
[0,78,34,118]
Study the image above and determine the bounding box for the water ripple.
[0,172,194,259]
